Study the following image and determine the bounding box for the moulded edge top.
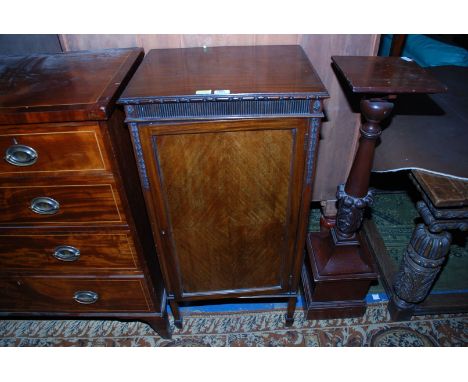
[119,45,329,103]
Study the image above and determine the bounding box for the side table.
[302,56,447,319]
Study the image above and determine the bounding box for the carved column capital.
[335,184,375,239]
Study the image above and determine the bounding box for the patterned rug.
[0,303,466,346]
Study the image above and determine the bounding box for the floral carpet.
[0,302,466,346]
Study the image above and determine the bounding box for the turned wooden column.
[302,56,447,320]
[302,100,388,319]
[334,99,393,243]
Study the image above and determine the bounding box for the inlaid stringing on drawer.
[0,124,110,174]
[0,277,152,312]
[0,184,123,225]
[0,232,139,271]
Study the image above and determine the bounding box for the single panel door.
[139,118,309,299]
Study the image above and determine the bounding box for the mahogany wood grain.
[140,118,308,297]
[0,123,110,175]
[119,45,327,101]
[0,47,170,337]
[331,56,448,94]
[0,232,139,272]
[0,183,123,225]
[102,108,167,309]
[0,48,143,124]
[121,45,326,325]
[162,128,292,293]
[0,276,152,312]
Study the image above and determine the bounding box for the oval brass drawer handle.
[30,197,60,215]
[53,245,80,262]
[73,291,99,304]
[5,144,38,167]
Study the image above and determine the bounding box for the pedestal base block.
[301,231,378,319]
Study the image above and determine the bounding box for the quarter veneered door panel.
[147,120,305,295]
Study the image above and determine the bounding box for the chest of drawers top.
[0,48,143,125]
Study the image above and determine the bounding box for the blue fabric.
[379,34,468,67]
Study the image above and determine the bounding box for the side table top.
[331,56,448,94]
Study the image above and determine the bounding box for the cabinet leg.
[140,315,172,339]
[389,223,451,321]
[285,296,296,326]
[169,299,183,329]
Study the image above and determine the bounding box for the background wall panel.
[59,34,380,204]
[59,34,139,51]
[0,34,62,54]
[299,34,380,210]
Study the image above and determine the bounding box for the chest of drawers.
[119,45,328,327]
[0,48,170,338]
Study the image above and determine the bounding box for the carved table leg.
[303,99,392,319]
[389,202,452,321]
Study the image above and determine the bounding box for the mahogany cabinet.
[119,45,328,326]
[0,48,170,338]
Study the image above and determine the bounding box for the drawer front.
[0,232,139,271]
[0,277,152,312]
[0,184,123,225]
[0,124,110,174]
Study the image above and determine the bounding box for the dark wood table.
[302,56,448,319]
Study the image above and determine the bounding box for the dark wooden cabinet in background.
[0,48,170,338]
[119,45,328,326]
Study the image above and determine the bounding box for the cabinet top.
[0,48,143,125]
[331,56,448,94]
[119,45,328,104]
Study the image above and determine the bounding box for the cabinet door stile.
[138,125,186,299]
